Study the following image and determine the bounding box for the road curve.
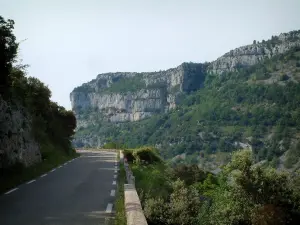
[0,151,118,225]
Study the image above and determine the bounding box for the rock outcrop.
[71,29,300,148]
[70,63,206,124]
[210,30,300,74]
[0,97,41,168]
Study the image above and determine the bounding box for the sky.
[1,0,300,109]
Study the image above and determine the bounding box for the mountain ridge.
[71,29,300,171]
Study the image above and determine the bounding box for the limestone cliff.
[70,63,206,124]
[210,30,300,74]
[71,29,300,149]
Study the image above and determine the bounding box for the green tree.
[168,179,201,225]
[0,16,18,97]
[204,150,300,225]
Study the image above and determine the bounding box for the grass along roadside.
[114,162,126,225]
[131,163,170,204]
[0,150,79,194]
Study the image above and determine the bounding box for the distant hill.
[71,29,300,171]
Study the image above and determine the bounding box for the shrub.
[123,149,135,162]
[124,147,162,164]
[102,142,123,149]
[169,164,208,185]
[144,197,168,224]
[135,147,162,164]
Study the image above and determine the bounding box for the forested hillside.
[0,16,77,191]
[73,30,300,171]
[127,147,300,225]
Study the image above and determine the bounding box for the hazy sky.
[1,0,300,109]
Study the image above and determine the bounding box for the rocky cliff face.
[210,30,300,74]
[0,97,41,168]
[70,63,206,124]
[71,29,300,148]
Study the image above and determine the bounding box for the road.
[0,151,118,225]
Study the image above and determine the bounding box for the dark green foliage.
[124,147,162,164]
[279,74,289,81]
[123,149,135,163]
[72,84,94,93]
[102,142,123,149]
[0,16,18,98]
[169,164,208,185]
[104,76,146,93]
[134,147,162,163]
[284,141,300,168]
[0,17,76,173]
[136,149,300,225]
[200,150,300,225]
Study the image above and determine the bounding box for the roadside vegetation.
[0,16,77,193]
[114,162,126,225]
[125,146,300,225]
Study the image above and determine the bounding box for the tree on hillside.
[0,16,77,163]
[202,150,300,225]
[0,16,18,98]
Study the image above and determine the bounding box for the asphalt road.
[0,151,118,225]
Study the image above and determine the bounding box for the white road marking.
[114,174,117,179]
[114,166,118,169]
[114,170,117,173]
[58,166,62,168]
[5,188,18,195]
[51,169,56,172]
[110,190,116,197]
[27,180,36,184]
[40,174,47,178]
[112,180,116,185]
[64,163,67,165]
[105,203,113,213]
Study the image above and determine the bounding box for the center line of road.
[112,181,116,185]
[114,174,117,179]
[110,190,116,196]
[105,203,113,213]
[40,174,47,178]
[27,180,36,184]
[5,188,18,195]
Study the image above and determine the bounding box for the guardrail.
[121,152,148,225]
[76,148,119,153]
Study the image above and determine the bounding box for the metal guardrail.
[121,152,148,225]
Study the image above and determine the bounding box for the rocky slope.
[210,31,300,74]
[71,29,300,156]
[72,31,300,124]
[0,97,41,168]
[70,63,206,123]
